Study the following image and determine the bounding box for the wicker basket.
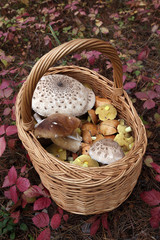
[16,38,147,215]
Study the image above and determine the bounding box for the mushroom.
[95,104,117,121]
[95,96,111,108]
[34,113,81,139]
[88,139,125,165]
[32,74,95,117]
[51,136,82,153]
[88,109,98,124]
[98,119,119,135]
[72,155,99,167]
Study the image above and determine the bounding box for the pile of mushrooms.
[32,74,134,167]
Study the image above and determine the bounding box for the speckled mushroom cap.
[81,87,95,115]
[88,139,125,165]
[32,74,89,117]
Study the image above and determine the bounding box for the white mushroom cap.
[32,74,88,117]
[88,139,124,165]
[81,87,95,115]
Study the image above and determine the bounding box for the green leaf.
[2,218,9,227]
[10,232,15,240]
[3,227,8,234]
[7,224,14,231]
[20,223,28,231]
[135,70,141,76]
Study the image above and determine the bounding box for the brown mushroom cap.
[32,74,88,117]
[88,139,124,165]
[34,113,81,139]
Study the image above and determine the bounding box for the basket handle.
[21,38,123,128]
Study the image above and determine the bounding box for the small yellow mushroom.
[46,144,67,161]
[95,104,117,121]
[72,155,99,167]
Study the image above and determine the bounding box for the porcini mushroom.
[88,139,124,165]
[32,74,95,117]
[34,113,81,139]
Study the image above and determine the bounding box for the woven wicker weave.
[16,39,147,215]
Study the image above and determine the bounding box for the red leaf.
[123,82,136,90]
[21,164,27,173]
[8,166,17,185]
[88,56,95,65]
[138,46,150,60]
[151,162,160,174]
[135,92,148,100]
[4,190,11,199]
[57,206,63,215]
[33,197,51,210]
[8,139,16,149]
[36,228,51,240]
[2,176,10,188]
[143,99,155,109]
[44,35,51,46]
[32,212,49,228]
[3,107,11,116]
[3,87,13,98]
[22,199,27,208]
[6,125,17,136]
[63,214,69,222]
[101,213,109,230]
[147,90,157,99]
[150,207,160,228]
[140,189,160,206]
[90,218,100,236]
[50,213,62,229]
[155,175,160,182]
[10,185,18,204]
[0,136,6,157]
[24,185,44,198]
[16,177,30,192]
[0,125,5,135]
[11,210,20,223]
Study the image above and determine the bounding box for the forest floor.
[0,0,160,240]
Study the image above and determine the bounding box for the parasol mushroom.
[88,139,124,165]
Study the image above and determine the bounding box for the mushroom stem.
[51,137,81,153]
[33,113,44,128]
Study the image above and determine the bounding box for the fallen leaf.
[150,206,160,228]
[6,125,17,136]
[8,166,17,185]
[144,155,153,167]
[32,212,49,228]
[36,228,51,240]
[50,213,62,229]
[151,162,160,174]
[123,82,136,90]
[140,189,160,206]
[143,99,155,109]
[90,218,100,236]
[33,197,51,210]
[11,210,20,224]
[16,177,30,192]
[0,136,6,157]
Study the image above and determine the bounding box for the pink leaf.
[8,166,17,185]
[44,35,51,46]
[155,175,160,182]
[57,206,63,215]
[36,228,51,240]
[151,162,160,174]
[140,189,160,206]
[101,213,109,230]
[0,79,10,89]
[50,213,62,229]
[3,107,11,116]
[150,207,160,228]
[21,164,27,173]
[0,136,6,157]
[24,185,44,198]
[143,99,155,109]
[11,210,20,223]
[0,125,5,135]
[33,197,51,211]
[90,218,100,236]
[147,90,158,99]
[6,125,17,136]
[4,190,11,199]
[16,177,30,192]
[2,176,10,188]
[10,185,18,204]
[123,82,136,90]
[22,199,27,208]
[135,92,148,100]
[8,139,16,149]
[88,56,95,65]
[3,87,13,98]
[138,46,150,60]
[63,214,69,222]
[32,212,49,228]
